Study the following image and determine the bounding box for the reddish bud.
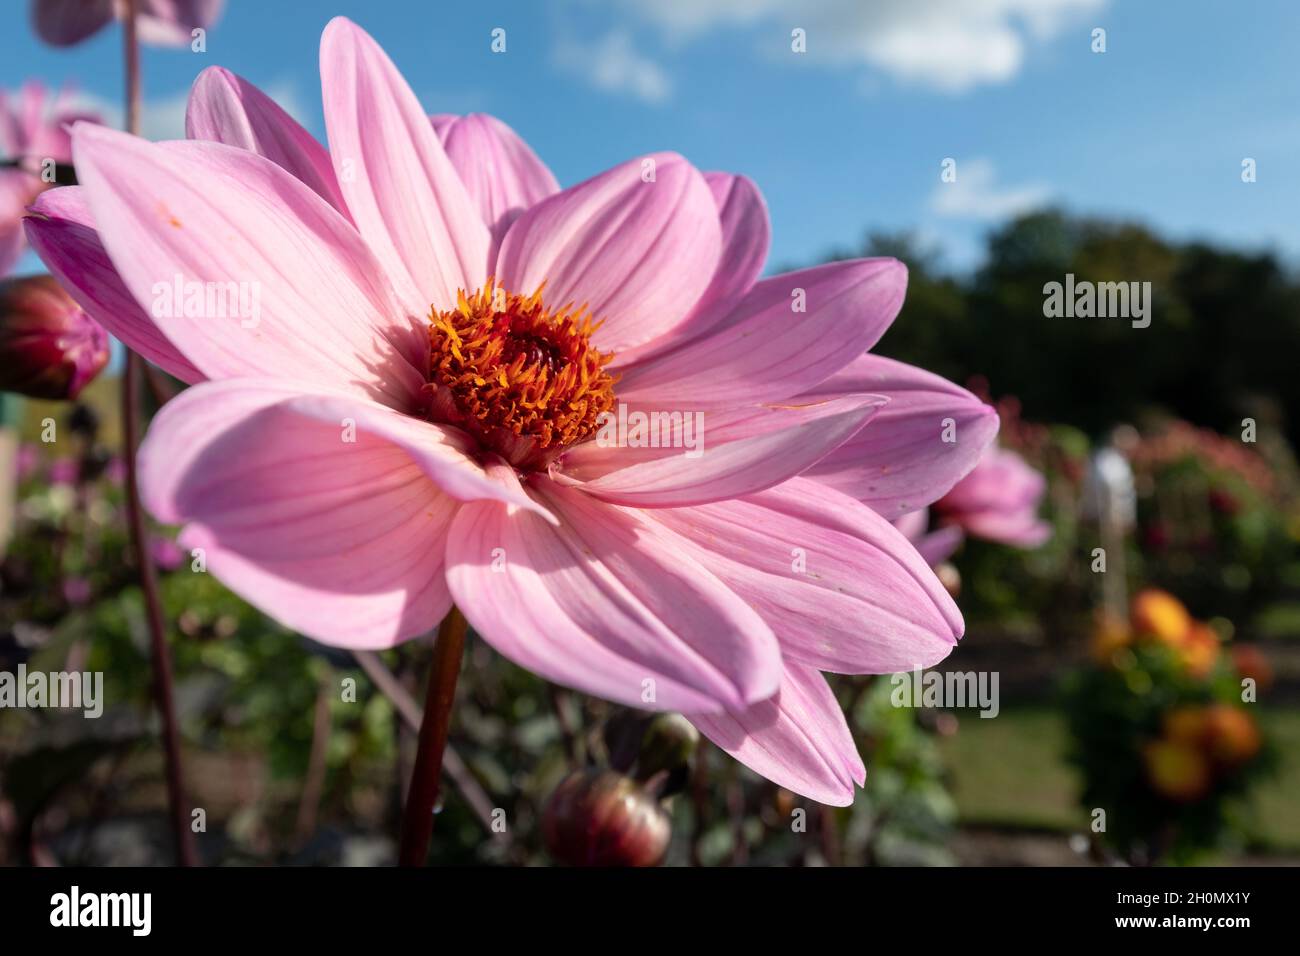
[0,275,108,400]
[542,769,671,867]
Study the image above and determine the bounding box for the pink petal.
[915,526,965,565]
[561,394,885,508]
[937,447,1050,548]
[654,477,962,673]
[445,469,782,714]
[617,258,907,408]
[434,113,560,246]
[494,152,721,353]
[71,124,425,408]
[1,168,33,277]
[696,173,770,321]
[690,663,864,807]
[186,66,349,218]
[894,510,965,567]
[950,508,1050,548]
[613,171,770,365]
[30,0,114,46]
[320,17,488,313]
[25,187,204,382]
[429,113,457,139]
[136,379,476,648]
[800,354,1000,517]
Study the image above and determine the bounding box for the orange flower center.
[426,278,617,470]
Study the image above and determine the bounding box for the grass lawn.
[938,705,1300,852]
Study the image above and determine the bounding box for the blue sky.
[5,0,1300,275]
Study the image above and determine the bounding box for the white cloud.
[929,158,1050,220]
[608,0,1108,94]
[553,30,672,104]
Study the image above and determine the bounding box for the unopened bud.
[0,275,108,400]
[542,769,671,867]
[637,713,699,781]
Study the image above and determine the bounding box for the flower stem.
[398,608,468,866]
[353,650,506,844]
[119,0,197,867]
[123,352,197,865]
[123,0,141,135]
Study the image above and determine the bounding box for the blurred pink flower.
[48,457,78,485]
[892,508,964,567]
[0,274,109,399]
[31,0,223,48]
[150,535,184,570]
[25,18,996,806]
[1,82,100,277]
[62,575,91,604]
[934,447,1051,549]
[16,442,41,481]
[105,454,127,485]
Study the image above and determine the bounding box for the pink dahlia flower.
[1,83,100,277]
[934,447,1051,549]
[31,0,223,48]
[25,18,997,805]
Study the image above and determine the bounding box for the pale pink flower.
[934,447,1051,548]
[1,83,99,277]
[892,509,964,567]
[31,0,223,48]
[25,18,996,805]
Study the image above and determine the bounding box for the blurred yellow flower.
[1143,739,1211,802]
[1130,588,1192,648]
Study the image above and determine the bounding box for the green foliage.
[1062,640,1274,864]
[841,212,1300,446]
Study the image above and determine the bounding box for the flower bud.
[637,713,699,781]
[542,769,671,867]
[0,275,108,400]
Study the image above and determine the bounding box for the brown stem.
[294,670,333,847]
[352,650,503,842]
[119,0,196,866]
[549,684,579,764]
[397,609,468,866]
[144,363,178,408]
[123,353,197,865]
[123,0,141,135]
[819,804,842,866]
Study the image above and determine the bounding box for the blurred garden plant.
[1064,588,1274,864]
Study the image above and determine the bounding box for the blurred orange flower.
[1143,739,1212,802]
[1178,623,1220,679]
[1203,705,1261,768]
[1130,588,1192,648]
